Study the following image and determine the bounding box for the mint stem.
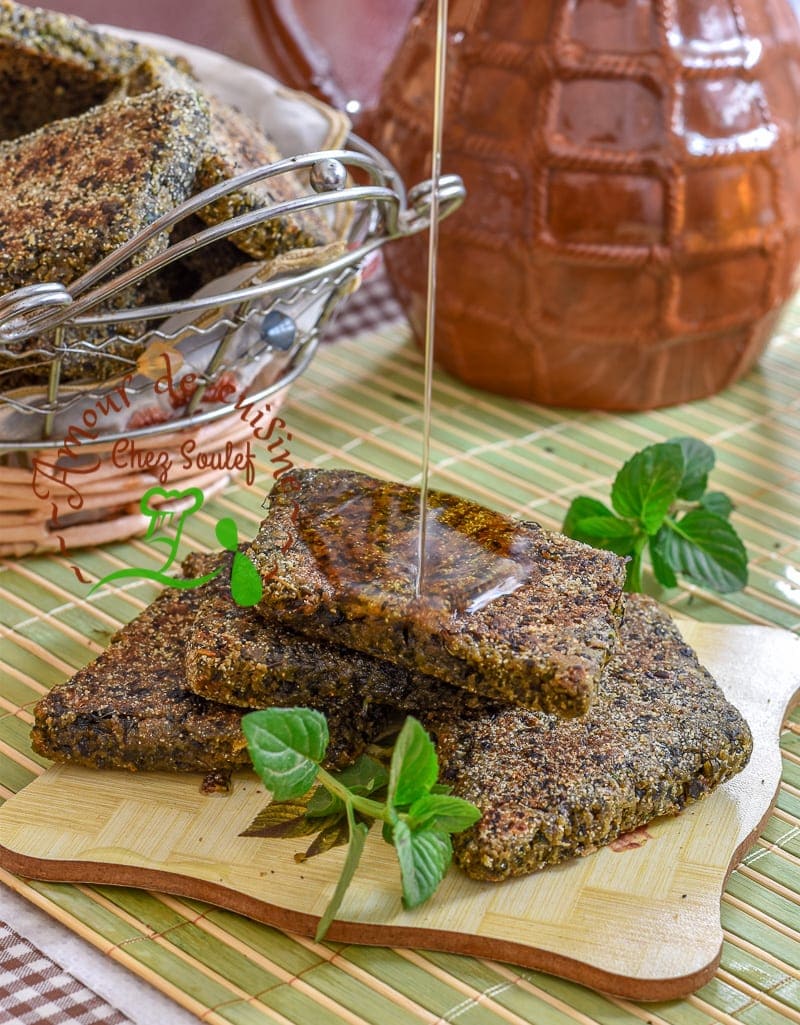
[627,534,647,592]
[316,765,389,821]
[627,554,642,592]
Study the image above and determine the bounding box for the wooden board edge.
[2,638,797,1002]
[0,809,753,1007]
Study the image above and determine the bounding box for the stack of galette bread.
[32,469,753,882]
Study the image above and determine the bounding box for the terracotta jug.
[373,0,800,410]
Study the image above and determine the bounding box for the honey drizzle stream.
[415,0,449,598]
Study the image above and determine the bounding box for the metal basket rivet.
[260,310,296,350]
[310,157,348,193]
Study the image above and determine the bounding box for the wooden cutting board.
[1,620,798,1002]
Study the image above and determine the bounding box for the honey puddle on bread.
[295,475,530,616]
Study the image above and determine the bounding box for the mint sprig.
[563,437,748,594]
[241,709,480,940]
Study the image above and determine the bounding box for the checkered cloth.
[322,258,407,342]
[0,920,132,1025]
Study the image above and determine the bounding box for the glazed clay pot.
[374,0,800,410]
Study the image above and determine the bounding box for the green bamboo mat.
[2,304,800,1025]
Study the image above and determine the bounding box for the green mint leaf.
[407,793,481,833]
[314,802,368,941]
[672,437,715,501]
[561,438,747,596]
[563,497,639,557]
[242,707,327,801]
[563,496,616,536]
[242,715,474,929]
[387,717,439,809]
[305,785,343,819]
[611,442,684,534]
[700,491,733,519]
[334,754,389,796]
[306,755,388,818]
[663,510,748,593]
[393,821,452,908]
[648,528,678,589]
[564,512,639,557]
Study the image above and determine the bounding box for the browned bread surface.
[430,594,753,880]
[31,552,392,774]
[0,86,210,381]
[30,583,252,775]
[0,5,336,391]
[187,551,491,715]
[193,93,334,259]
[0,0,147,140]
[248,469,627,715]
[109,51,330,271]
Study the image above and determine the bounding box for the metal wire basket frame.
[0,134,464,453]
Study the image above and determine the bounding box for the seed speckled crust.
[187,551,491,715]
[0,5,341,393]
[109,50,330,264]
[31,553,393,774]
[248,469,627,715]
[0,0,148,140]
[193,94,334,259]
[30,584,251,775]
[0,86,210,382]
[428,594,753,881]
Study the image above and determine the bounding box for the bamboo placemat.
[1,291,800,1024]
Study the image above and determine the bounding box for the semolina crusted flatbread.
[193,93,335,260]
[429,594,753,880]
[31,552,393,774]
[248,469,628,716]
[0,0,148,140]
[0,87,210,381]
[187,551,491,715]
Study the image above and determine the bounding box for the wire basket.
[0,136,464,556]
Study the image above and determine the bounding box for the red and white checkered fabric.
[323,260,407,343]
[0,920,131,1025]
